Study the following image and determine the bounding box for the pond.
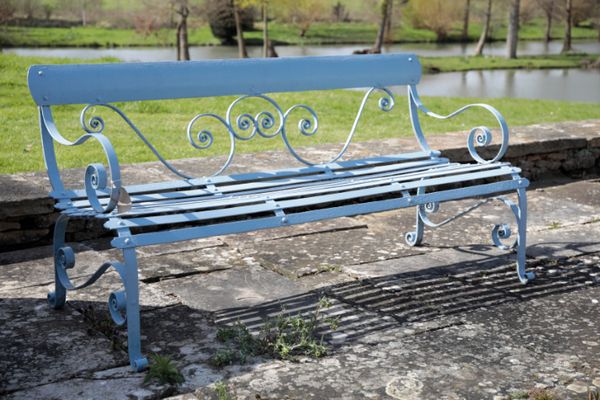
[4,40,600,102]
[4,39,600,61]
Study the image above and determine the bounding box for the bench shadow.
[212,241,600,347]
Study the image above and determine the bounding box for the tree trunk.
[544,7,553,43]
[561,0,572,53]
[474,0,492,56]
[383,0,393,44]
[262,3,269,58]
[462,0,471,41]
[372,0,391,53]
[506,0,520,59]
[176,4,190,61]
[232,1,248,58]
[80,0,87,26]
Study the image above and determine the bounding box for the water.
[4,40,600,102]
[415,68,600,102]
[4,39,600,61]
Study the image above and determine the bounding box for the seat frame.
[28,54,533,372]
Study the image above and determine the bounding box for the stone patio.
[2,124,600,399]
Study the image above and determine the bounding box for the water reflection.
[412,69,600,102]
[4,39,600,61]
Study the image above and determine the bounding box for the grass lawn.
[0,19,598,48]
[421,53,599,73]
[1,53,599,175]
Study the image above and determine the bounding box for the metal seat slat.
[96,162,514,219]
[57,151,435,201]
[104,165,518,229]
[64,156,448,209]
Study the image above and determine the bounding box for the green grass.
[1,53,599,174]
[1,18,597,48]
[421,53,598,73]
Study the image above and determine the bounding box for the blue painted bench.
[28,54,533,371]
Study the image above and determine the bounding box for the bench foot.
[119,247,148,372]
[48,215,148,371]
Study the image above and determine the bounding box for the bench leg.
[515,187,535,284]
[47,214,70,309]
[118,247,148,372]
[405,205,425,247]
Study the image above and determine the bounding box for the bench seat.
[57,154,523,246]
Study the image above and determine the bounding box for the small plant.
[509,391,529,399]
[210,296,339,367]
[589,388,600,400]
[214,381,234,400]
[528,388,557,400]
[548,221,561,230]
[143,354,184,386]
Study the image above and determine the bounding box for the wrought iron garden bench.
[28,54,533,372]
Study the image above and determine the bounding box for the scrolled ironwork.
[409,85,509,164]
[186,113,237,176]
[282,87,395,166]
[226,94,285,140]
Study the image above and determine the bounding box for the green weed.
[143,354,184,386]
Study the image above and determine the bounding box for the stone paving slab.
[4,178,600,399]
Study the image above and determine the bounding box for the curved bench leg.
[516,187,535,284]
[405,205,425,247]
[48,214,70,309]
[121,247,148,372]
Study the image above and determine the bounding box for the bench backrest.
[28,54,421,106]
[29,54,433,200]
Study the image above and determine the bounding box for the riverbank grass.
[1,53,599,174]
[1,19,598,47]
[421,53,598,73]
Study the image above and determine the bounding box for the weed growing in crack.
[79,305,123,351]
[143,354,184,386]
[548,221,561,230]
[214,381,234,400]
[209,296,340,368]
[528,388,557,400]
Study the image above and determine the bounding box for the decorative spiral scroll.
[412,194,520,251]
[186,113,236,176]
[226,94,285,140]
[282,87,395,166]
[108,290,127,326]
[409,85,509,164]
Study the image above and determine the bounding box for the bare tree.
[462,0,471,41]
[561,0,573,53]
[232,0,248,58]
[383,0,393,43]
[535,0,556,43]
[372,0,391,52]
[506,0,520,59]
[175,1,190,61]
[474,0,492,56]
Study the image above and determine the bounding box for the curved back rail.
[28,54,421,105]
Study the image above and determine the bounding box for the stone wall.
[1,120,599,251]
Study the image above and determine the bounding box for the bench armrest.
[408,85,509,164]
[40,106,124,213]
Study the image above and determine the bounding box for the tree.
[506,0,520,59]
[474,0,492,56]
[238,0,276,57]
[174,0,190,61]
[535,0,556,43]
[407,0,460,42]
[0,0,17,23]
[462,0,471,41]
[41,0,56,20]
[232,0,248,58]
[561,0,573,53]
[278,0,326,38]
[206,0,254,44]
